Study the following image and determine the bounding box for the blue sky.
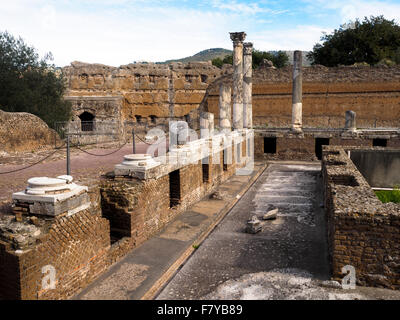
[1,0,400,67]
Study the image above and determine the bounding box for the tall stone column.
[243,42,253,129]
[292,50,303,133]
[230,32,246,130]
[219,82,231,130]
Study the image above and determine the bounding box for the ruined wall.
[206,65,400,129]
[0,110,60,153]
[0,208,110,300]
[322,146,400,290]
[63,96,124,144]
[101,143,240,264]
[254,129,400,161]
[63,61,223,134]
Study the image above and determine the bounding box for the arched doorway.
[79,111,95,131]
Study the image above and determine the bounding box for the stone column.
[243,42,253,129]
[345,110,356,132]
[219,82,231,130]
[230,32,246,130]
[292,50,303,133]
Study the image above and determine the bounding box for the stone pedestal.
[114,154,161,177]
[243,42,253,129]
[12,175,89,217]
[219,83,231,130]
[292,50,303,133]
[230,32,246,130]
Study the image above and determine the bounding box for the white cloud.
[0,2,238,66]
[251,25,333,51]
[2,0,398,67]
[303,0,400,23]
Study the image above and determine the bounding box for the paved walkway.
[73,162,266,300]
[157,163,400,300]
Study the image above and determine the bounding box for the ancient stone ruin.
[0,31,399,299]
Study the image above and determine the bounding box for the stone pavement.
[157,162,400,300]
[72,162,266,300]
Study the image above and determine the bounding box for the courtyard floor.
[157,163,400,300]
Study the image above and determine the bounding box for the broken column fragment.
[243,42,253,129]
[345,110,356,132]
[169,120,189,147]
[230,31,246,130]
[200,112,215,138]
[245,209,278,234]
[291,50,303,133]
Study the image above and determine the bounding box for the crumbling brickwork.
[0,110,60,153]
[254,129,400,161]
[63,61,223,132]
[322,146,400,290]
[101,143,243,264]
[0,208,110,300]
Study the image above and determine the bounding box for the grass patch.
[375,188,400,203]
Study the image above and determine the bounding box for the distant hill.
[158,48,313,66]
[159,48,232,64]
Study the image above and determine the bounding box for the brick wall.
[322,146,400,290]
[0,208,110,300]
[100,143,244,264]
[0,136,249,299]
[206,65,400,129]
[254,131,400,161]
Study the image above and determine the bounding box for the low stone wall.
[0,207,110,300]
[101,137,244,265]
[0,110,60,153]
[322,145,400,290]
[0,130,251,299]
[254,128,400,161]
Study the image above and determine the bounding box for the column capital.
[243,42,253,55]
[230,32,246,45]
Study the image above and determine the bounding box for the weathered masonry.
[0,31,254,300]
[322,146,400,290]
[0,130,252,299]
[63,61,225,143]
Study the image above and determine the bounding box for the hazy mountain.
[158,48,313,66]
[158,48,232,64]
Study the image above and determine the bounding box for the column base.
[291,126,303,133]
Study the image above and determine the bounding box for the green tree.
[0,31,71,128]
[212,49,288,69]
[308,16,400,66]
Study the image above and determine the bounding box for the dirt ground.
[0,141,150,214]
